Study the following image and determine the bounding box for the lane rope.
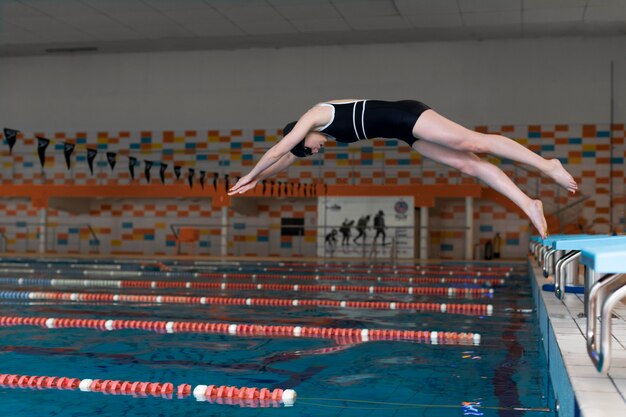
[0,290,494,315]
[0,277,494,297]
[0,315,481,345]
[0,372,296,407]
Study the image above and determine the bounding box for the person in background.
[339,219,354,246]
[353,215,370,245]
[373,210,386,246]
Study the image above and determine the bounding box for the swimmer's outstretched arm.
[228,109,320,195]
[228,152,298,195]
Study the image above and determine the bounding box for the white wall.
[1,36,625,131]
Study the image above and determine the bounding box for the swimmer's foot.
[527,199,548,239]
[546,159,578,194]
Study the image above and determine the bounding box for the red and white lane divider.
[237,264,510,275]
[270,261,514,270]
[0,268,508,284]
[0,373,296,407]
[10,278,494,297]
[4,290,493,316]
[0,315,481,345]
[263,265,513,274]
[196,273,505,285]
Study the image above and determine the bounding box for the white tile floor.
[533,264,626,416]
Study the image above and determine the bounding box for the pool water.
[0,259,555,417]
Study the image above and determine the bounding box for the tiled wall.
[0,122,624,258]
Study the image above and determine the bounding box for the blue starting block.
[547,235,624,299]
[540,234,596,278]
[579,242,626,373]
[530,234,589,269]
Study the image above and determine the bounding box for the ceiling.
[0,0,624,57]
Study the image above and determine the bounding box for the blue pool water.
[0,259,555,416]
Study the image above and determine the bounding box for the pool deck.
[530,260,626,417]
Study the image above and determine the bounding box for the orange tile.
[582,125,596,137]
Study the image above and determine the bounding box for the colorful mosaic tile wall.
[0,122,624,258]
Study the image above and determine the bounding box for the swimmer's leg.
[412,110,577,194]
[412,140,548,238]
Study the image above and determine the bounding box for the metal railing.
[586,273,626,373]
[531,237,626,373]
[169,222,416,260]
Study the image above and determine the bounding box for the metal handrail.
[586,273,626,372]
[169,225,179,240]
[554,251,581,299]
[85,224,100,247]
[537,245,550,268]
[597,283,626,371]
[551,194,591,218]
[542,248,558,278]
[530,241,541,260]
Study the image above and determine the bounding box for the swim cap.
[283,121,310,158]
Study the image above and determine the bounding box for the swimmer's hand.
[228,175,258,195]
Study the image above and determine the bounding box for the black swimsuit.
[317,100,430,146]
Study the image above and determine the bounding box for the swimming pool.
[0,259,555,416]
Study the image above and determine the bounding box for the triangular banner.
[159,163,168,184]
[36,136,50,167]
[199,170,206,189]
[174,165,181,180]
[144,160,153,183]
[106,152,117,171]
[129,156,138,180]
[224,174,229,192]
[63,142,75,170]
[86,148,98,175]
[3,128,19,154]
[188,168,195,188]
[213,172,218,191]
[262,180,267,195]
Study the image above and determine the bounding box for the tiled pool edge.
[530,260,578,417]
[529,259,626,417]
